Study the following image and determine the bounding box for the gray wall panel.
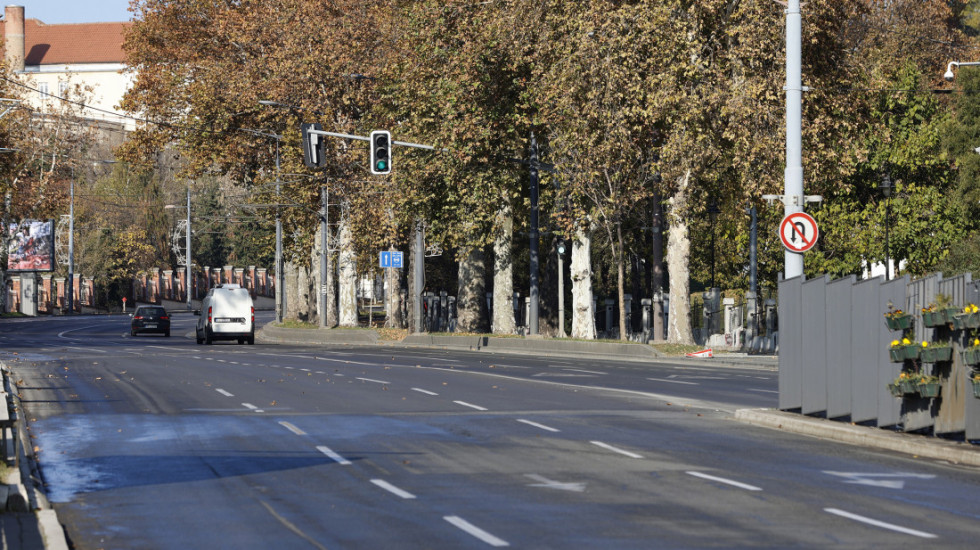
[802,276,829,415]
[851,277,880,423]
[878,276,907,427]
[827,276,855,419]
[779,276,804,410]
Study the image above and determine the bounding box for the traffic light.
[556,238,566,256]
[301,123,326,169]
[370,130,391,175]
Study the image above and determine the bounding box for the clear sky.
[18,1,134,24]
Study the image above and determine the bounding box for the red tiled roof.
[2,18,129,65]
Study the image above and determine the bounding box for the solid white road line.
[749,388,779,394]
[443,516,509,547]
[824,508,937,539]
[686,471,762,491]
[454,400,488,411]
[646,377,699,385]
[412,387,439,396]
[517,419,560,433]
[356,377,390,385]
[370,479,416,499]
[242,403,265,413]
[215,389,234,397]
[590,441,643,459]
[317,445,351,465]
[278,421,306,436]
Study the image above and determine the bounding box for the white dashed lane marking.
[686,471,762,491]
[317,445,351,466]
[444,516,509,547]
[517,419,560,433]
[591,441,643,459]
[454,401,488,411]
[370,479,416,499]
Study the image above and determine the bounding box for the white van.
[195,284,255,345]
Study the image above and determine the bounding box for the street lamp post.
[165,187,193,309]
[880,173,892,281]
[557,239,566,338]
[67,167,74,314]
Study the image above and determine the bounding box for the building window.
[38,82,49,100]
[59,81,69,96]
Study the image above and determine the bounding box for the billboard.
[6,219,55,272]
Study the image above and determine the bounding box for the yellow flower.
[974,338,980,347]
[973,305,979,313]
[902,337,911,345]
[921,341,929,348]
[891,340,900,347]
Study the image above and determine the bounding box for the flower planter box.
[953,312,980,330]
[972,380,980,399]
[920,345,952,363]
[903,345,920,361]
[961,348,980,366]
[889,348,905,363]
[918,382,941,398]
[922,309,956,328]
[900,380,918,395]
[885,314,912,331]
[887,383,903,397]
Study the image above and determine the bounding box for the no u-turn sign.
[780,212,819,253]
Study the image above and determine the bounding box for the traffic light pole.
[305,129,444,152]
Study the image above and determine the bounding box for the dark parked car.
[130,306,170,337]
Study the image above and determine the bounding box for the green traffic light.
[376,160,387,171]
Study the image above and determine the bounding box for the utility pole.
[186,187,192,310]
[413,220,424,333]
[320,186,328,328]
[784,0,804,279]
[275,137,284,323]
[67,167,74,314]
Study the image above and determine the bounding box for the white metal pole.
[784,0,804,279]
[186,187,192,310]
[67,169,74,314]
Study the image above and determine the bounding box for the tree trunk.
[456,246,488,332]
[493,199,515,334]
[667,171,694,344]
[651,191,665,341]
[616,222,627,341]
[571,222,596,339]
[284,261,298,320]
[337,214,358,327]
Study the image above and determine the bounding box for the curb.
[734,408,980,467]
[258,324,379,345]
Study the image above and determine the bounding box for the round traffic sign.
[780,212,819,253]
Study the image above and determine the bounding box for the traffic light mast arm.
[305,128,446,152]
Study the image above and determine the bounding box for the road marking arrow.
[823,471,935,490]
[525,474,587,492]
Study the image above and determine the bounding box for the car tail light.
[134,315,143,320]
[208,306,212,324]
[160,316,169,320]
[251,306,254,325]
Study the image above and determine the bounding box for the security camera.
[945,62,957,82]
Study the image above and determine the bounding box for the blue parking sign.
[392,251,403,268]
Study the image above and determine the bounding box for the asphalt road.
[2,314,979,549]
